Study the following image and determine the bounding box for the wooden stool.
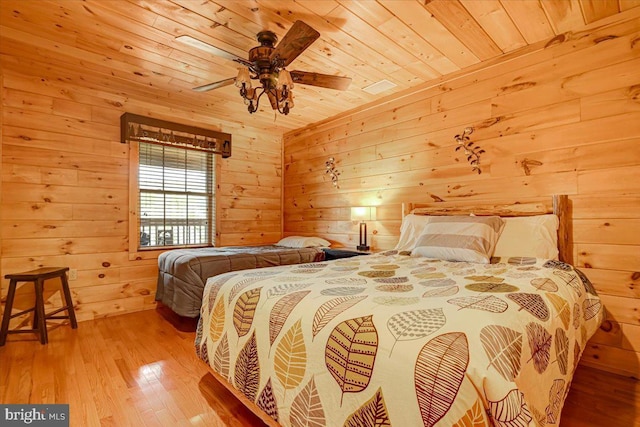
[0,267,78,345]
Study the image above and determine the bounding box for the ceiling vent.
[362,79,397,94]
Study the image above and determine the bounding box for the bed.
[156,242,326,318]
[194,195,604,427]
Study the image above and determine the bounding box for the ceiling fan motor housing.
[250,31,279,89]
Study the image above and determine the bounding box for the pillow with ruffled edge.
[411,216,505,263]
[275,236,331,248]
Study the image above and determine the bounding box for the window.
[122,113,230,258]
[137,142,215,248]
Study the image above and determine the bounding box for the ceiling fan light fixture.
[243,87,257,105]
[235,68,251,88]
[279,90,294,109]
[276,69,294,90]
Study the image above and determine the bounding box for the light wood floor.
[0,308,638,426]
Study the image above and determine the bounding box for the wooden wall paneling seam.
[592,322,640,353]
[1,236,128,258]
[580,0,622,24]
[2,182,127,205]
[539,0,587,35]
[220,208,281,222]
[1,220,128,239]
[620,0,640,11]
[2,145,127,176]
[571,195,640,219]
[219,171,281,188]
[218,220,281,233]
[575,243,640,271]
[581,86,640,121]
[423,0,503,60]
[377,0,480,68]
[218,183,282,199]
[459,0,528,53]
[286,145,379,177]
[0,252,156,271]
[323,4,442,81]
[499,0,556,43]
[477,113,640,161]
[574,218,640,245]
[3,108,120,141]
[577,164,640,194]
[490,138,640,179]
[581,342,640,377]
[1,80,131,130]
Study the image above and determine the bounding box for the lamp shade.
[235,67,251,88]
[350,206,376,221]
[276,69,294,90]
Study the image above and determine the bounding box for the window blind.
[138,142,215,247]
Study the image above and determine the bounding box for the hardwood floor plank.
[0,309,637,426]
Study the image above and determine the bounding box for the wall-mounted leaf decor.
[325,156,340,188]
[454,127,484,174]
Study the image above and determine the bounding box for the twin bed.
[176,195,603,427]
[156,244,325,317]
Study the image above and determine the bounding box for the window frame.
[128,140,221,261]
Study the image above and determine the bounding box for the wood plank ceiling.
[1,0,638,133]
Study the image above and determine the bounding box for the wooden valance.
[120,113,231,158]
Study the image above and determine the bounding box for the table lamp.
[351,206,376,251]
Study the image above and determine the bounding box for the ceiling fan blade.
[192,77,236,92]
[175,35,253,68]
[270,21,320,67]
[290,71,352,91]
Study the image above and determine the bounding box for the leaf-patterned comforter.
[195,252,604,427]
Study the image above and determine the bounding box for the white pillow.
[394,213,433,251]
[493,215,559,260]
[411,216,505,263]
[275,236,331,248]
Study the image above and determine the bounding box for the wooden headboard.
[402,195,572,264]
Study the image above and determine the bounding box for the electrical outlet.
[69,269,78,280]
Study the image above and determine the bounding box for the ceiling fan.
[176,21,352,115]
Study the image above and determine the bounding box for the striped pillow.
[411,216,505,263]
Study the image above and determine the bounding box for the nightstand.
[321,248,371,260]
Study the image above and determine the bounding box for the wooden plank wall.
[283,11,640,376]
[0,72,282,323]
